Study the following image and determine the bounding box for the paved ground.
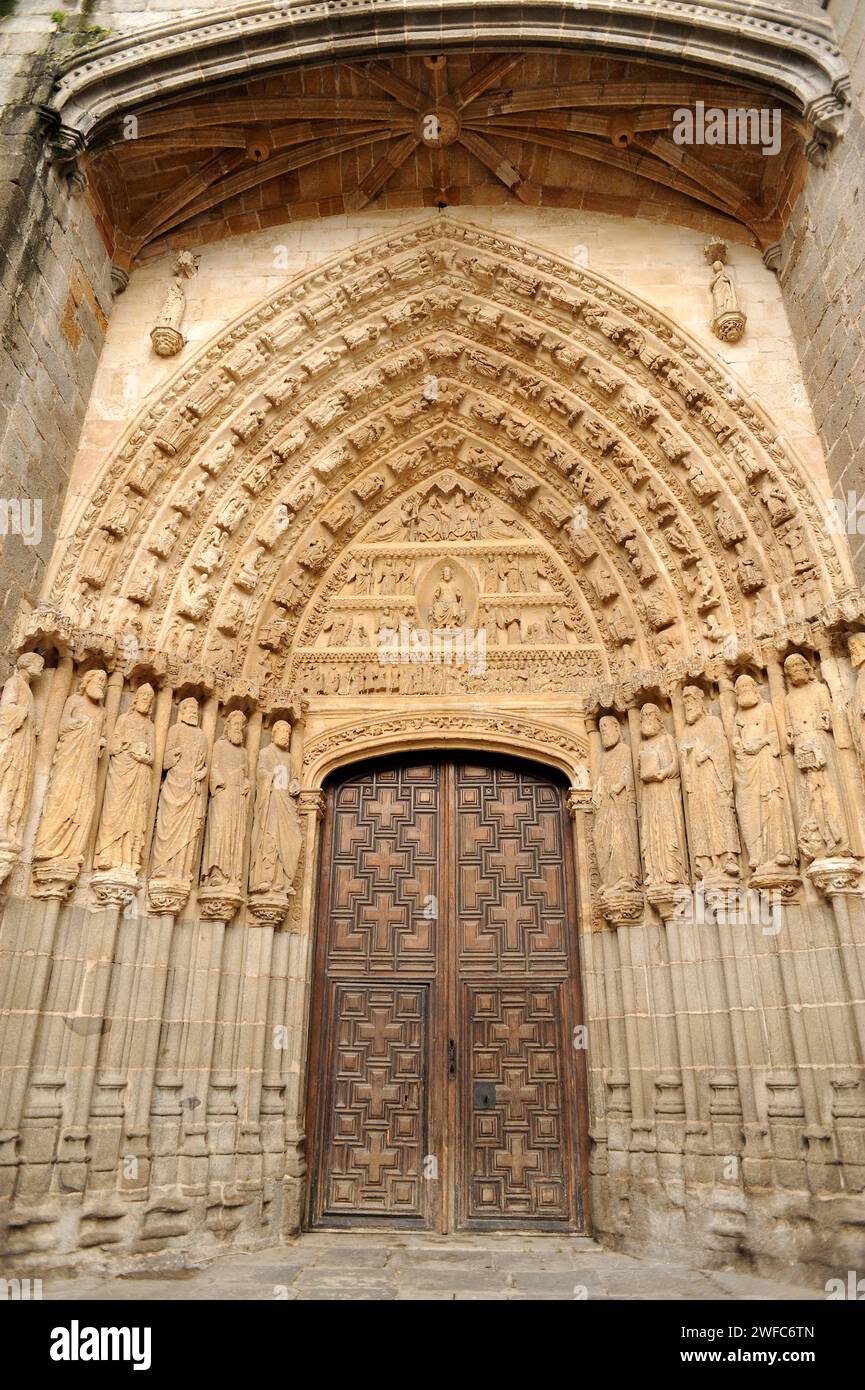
[39,1232,824,1301]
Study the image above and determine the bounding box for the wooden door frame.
[303,748,591,1235]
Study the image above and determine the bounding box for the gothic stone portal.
[306,756,587,1231]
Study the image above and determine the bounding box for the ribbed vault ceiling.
[81,51,809,271]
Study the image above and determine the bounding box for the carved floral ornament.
[46,219,855,705]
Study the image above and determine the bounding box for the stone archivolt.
[49,220,852,697]
[5,217,865,1278]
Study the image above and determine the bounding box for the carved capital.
[146,877,190,916]
[748,867,802,904]
[598,887,644,926]
[806,856,864,897]
[91,867,140,909]
[298,790,326,821]
[197,885,243,920]
[14,603,76,656]
[248,890,292,926]
[645,883,689,920]
[31,861,81,900]
[566,786,592,817]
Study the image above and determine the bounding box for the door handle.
[449,1038,455,1079]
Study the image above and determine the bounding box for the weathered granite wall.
[780,0,865,581]
[0,2,112,678]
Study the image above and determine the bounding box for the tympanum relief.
[286,474,603,696]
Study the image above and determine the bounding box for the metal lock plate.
[473,1081,496,1110]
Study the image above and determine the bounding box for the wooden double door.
[306,755,587,1232]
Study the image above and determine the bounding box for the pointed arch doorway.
[305,752,589,1232]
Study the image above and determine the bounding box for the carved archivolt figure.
[94,683,156,873]
[249,721,302,897]
[784,654,849,861]
[731,675,796,875]
[592,714,640,892]
[201,709,250,891]
[150,697,208,886]
[0,652,44,878]
[637,703,689,891]
[679,685,740,882]
[33,668,107,874]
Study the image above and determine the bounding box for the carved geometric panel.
[320,983,427,1219]
[327,763,439,974]
[463,984,571,1223]
[455,763,571,975]
[310,756,582,1231]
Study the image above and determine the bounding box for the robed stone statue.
[33,668,107,877]
[94,683,155,873]
[0,652,44,881]
[731,674,796,876]
[679,685,740,882]
[201,709,250,891]
[592,714,640,893]
[784,654,849,861]
[637,702,689,893]
[249,720,303,898]
[150,697,208,889]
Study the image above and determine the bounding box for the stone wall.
[780,0,865,581]
[0,2,112,679]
